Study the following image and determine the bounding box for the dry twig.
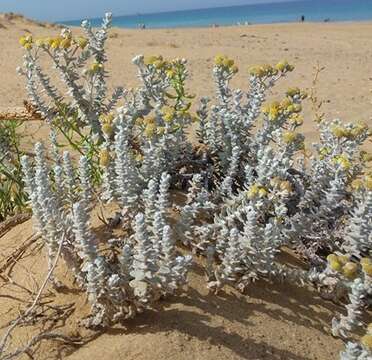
[0,233,65,357]
[0,213,32,239]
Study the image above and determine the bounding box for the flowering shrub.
[18,13,371,358]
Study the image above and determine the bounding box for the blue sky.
[0,0,297,21]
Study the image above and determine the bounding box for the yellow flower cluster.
[282,131,304,148]
[249,60,294,78]
[144,56,188,80]
[161,106,176,123]
[214,55,239,74]
[262,98,302,122]
[246,183,269,199]
[20,34,88,50]
[366,174,372,190]
[360,257,372,277]
[318,146,331,160]
[332,154,351,170]
[145,55,165,68]
[327,254,371,279]
[286,87,307,99]
[99,113,115,137]
[331,122,368,140]
[99,149,110,167]
[19,35,33,50]
[275,60,295,73]
[90,62,104,73]
[138,116,166,138]
[270,177,293,193]
[288,113,304,126]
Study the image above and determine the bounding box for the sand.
[0,14,371,360]
[0,215,345,360]
[1,15,372,130]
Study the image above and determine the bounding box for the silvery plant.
[18,13,371,357]
[21,142,192,327]
[17,13,123,137]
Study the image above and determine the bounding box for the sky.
[0,0,298,22]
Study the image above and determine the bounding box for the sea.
[62,0,372,29]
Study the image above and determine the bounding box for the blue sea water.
[62,0,372,29]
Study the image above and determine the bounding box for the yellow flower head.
[331,126,348,139]
[135,153,144,162]
[144,123,157,138]
[264,101,281,121]
[145,55,163,66]
[165,69,175,78]
[35,38,46,47]
[319,147,331,160]
[350,122,368,138]
[362,262,372,277]
[282,131,297,144]
[223,58,234,68]
[162,106,175,122]
[279,180,293,193]
[280,97,292,109]
[144,116,156,125]
[361,334,372,350]
[360,257,371,266]
[261,64,276,76]
[247,184,268,199]
[75,36,88,49]
[24,43,33,50]
[247,184,260,199]
[157,126,166,135]
[99,149,110,167]
[61,38,72,49]
[19,35,33,48]
[90,62,104,73]
[327,254,338,263]
[342,262,358,279]
[214,55,225,66]
[153,59,165,70]
[329,260,342,272]
[366,175,372,190]
[258,188,268,198]
[333,154,351,170]
[286,87,301,98]
[288,113,304,126]
[100,113,114,124]
[360,257,372,276]
[275,60,294,73]
[102,123,113,137]
[287,103,302,114]
[248,65,265,78]
[337,255,349,265]
[51,37,62,49]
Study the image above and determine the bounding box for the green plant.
[0,119,28,221]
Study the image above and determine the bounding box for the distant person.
[301,15,305,22]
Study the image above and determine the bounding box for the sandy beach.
[0,13,371,360]
[1,14,372,132]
